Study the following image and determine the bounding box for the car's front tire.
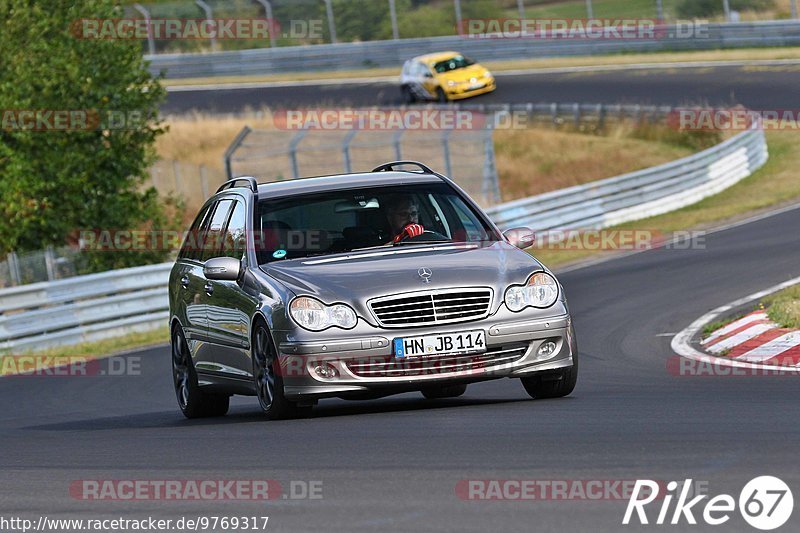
[436,87,449,103]
[171,326,230,419]
[520,343,578,399]
[421,383,467,399]
[252,321,312,420]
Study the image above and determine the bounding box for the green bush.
[0,0,170,272]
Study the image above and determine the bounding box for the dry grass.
[156,110,276,171]
[494,123,696,200]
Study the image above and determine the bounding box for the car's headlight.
[504,272,559,311]
[289,297,357,331]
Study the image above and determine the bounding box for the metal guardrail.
[0,123,769,352]
[148,20,800,79]
[0,263,172,352]
[485,125,768,231]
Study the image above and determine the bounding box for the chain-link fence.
[0,247,85,289]
[227,126,501,207]
[148,159,228,212]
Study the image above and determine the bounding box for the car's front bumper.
[445,80,497,100]
[276,313,575,399]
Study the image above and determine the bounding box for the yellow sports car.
[400,51,496,103]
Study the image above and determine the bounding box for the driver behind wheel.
[385,194,424,243]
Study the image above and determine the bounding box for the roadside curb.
[671,276,800,373]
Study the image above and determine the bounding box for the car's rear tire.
[436,87,449,103]
[421,383,467,399]
[401,85,416,104]
[171,326,230,419]
[252,321,312,420]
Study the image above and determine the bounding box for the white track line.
[671,275,800,372]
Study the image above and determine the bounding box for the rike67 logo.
[623,477,793,530]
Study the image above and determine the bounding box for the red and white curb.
[672,275,800,372]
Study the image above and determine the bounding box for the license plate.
[394,330,486,358]
[469,83,485,90]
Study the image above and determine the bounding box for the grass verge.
[161,47,800,87]
[532,131,800,268]
[0,327,169,377]
[761,285,800,329]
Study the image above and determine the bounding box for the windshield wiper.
[392,240,453,246]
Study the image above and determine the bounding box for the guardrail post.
[572,103,581,128]
[224,126,252,180]
[482,120,500,206]
[550,102,558,126]
[324,0,337,43]
[393,130,403,160]
[342,129,358,173]
[7,253,20,287]
[195,0,217,52]
[133,3,155,56]
[255,0,277,48]
[442,129,453,177]
[289,130,308,179]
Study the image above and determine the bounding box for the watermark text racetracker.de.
[71,18,323,40]
[0,355,141,378]
[458,18,709,40]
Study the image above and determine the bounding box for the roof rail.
[217,176,258,193]
[371,161,435,175]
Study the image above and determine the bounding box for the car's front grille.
[344,343,528,378]
[369,288,493,328]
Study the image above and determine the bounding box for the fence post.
[389,0,399,40]
[656,0,663,20]
[44,246,56,281]
[792,0,798,19]
[517,0,525,19]
[442,129,453,177]
[324,0,337,43]
[133,3,156,55]
[454,0,463,34]
[172,160,182,195]
[195,0,217,52]
[342,129,358,173]
[550,102,558,126]
[7,252,20,287]
[482,120,500,206]
[392,130,403,160]
[597,103,606,129]
[585,0,594,19]
[255,0,277,48]
[224,126,252,180]
[200,165,210,199]
[289,130,308,179]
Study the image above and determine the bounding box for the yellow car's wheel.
[436,87,449,103]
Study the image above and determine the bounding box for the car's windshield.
[433,55,475,74]
[255,182,499,264]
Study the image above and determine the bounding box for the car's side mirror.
[423,71,433,78]
[503,228,535,249]
[204,257,242,281]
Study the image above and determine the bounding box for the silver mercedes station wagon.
[168,161,577,419]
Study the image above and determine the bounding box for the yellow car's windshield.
[433,55,475,73]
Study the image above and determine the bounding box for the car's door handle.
[180,275,190,288]
[204,282,214,295]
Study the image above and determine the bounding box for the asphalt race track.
[2,205,800,532]
[162,65,800,114]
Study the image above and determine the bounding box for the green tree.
[0,0,169,271]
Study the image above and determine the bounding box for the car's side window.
[201,199,234,262]
[221,200,248,260]
[179,203,213,261]
[450,196,489,241]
